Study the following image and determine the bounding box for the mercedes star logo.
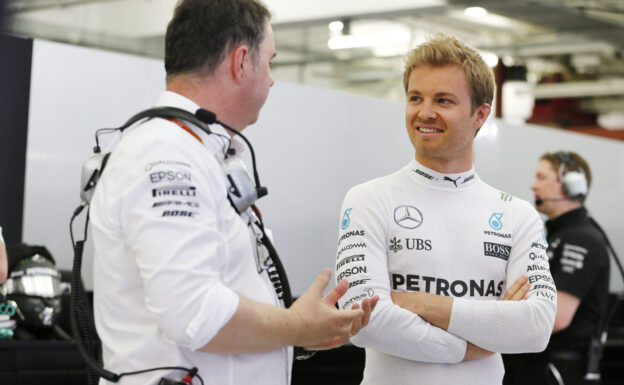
[393,205,423,229]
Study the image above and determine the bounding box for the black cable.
[215,120,265,195]
[69,206,205,384]
[588,216,624,282]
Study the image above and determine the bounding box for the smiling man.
[334,34,556,385]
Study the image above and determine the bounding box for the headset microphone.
[195,108,217,124]
[534,197,568,206]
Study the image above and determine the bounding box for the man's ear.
[231,44,249,83]
[473,103,491,130]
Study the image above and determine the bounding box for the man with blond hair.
[335,34,556,384]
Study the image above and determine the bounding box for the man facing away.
[334,34,556,385]
[90,1,376,384]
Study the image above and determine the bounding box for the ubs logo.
[394,205,423,229]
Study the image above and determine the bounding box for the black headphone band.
[118,106,212,135]
[554,151,573,167]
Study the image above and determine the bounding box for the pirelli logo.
[483,242,511,261]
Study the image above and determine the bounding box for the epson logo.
[152,185,196,197]
[484,242,511,261]
[336,266,367,282]
[150,170,192,183]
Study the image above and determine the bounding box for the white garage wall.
[23,39,624,295]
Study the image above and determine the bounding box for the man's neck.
[414,153,473,174]
[166,73,244,134]
[548,200,583,220]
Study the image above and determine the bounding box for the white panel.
[24,39,624,295]
[23,39,165,289]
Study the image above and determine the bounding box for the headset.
[554,151,588,200]
[80,106,267,213]
[69,107,301,385]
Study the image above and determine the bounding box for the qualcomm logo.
[394,205,423,229]
[488,213,504,231]
[341,208,352,230]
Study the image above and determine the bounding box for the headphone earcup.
[562,171,587,199]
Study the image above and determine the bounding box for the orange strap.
[166,117,204,144]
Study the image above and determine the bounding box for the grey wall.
[23,39,624,294]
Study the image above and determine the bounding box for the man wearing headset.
[89,1,376,384]
[334,34,556,385]
[505,152,610,385]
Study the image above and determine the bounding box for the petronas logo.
[500,192,513,202]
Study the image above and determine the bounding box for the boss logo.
[484,242,511,261]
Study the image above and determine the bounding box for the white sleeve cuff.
[186,283,240,351]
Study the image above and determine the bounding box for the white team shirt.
[91,91,292,385]
[336,159,556,385]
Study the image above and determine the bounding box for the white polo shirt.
[91,91,291,385]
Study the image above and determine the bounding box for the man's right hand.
[289,269,375,350]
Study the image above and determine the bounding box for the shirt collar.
[545,207,588,235]
[405,158,479,190]
[154,90,246,157]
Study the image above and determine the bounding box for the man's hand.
[289,269,372,350]
[348,294,379,338]
[503,275,530,301]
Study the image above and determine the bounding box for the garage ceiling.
[4,0,624,133]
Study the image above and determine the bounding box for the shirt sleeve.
[336,184,466,363]
[111,127,240,350]
[448,201,557,353]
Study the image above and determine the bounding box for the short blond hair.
[403,33,494,112]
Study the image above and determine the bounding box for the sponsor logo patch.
[483,242,511,261]
[500,192,513,202]
[145,160,191,171]
[336,266,367,282]
[392,273,503,297]
[342,289,375,309]
[341,208,352,230]
[152,185,196,197]
[389,237,403,254]
[336,254,365,270]
[337,242,366,258]
[393,205,423,229]
[338,229,365,245]
[162,210,197,218]
[149,170,192,184]
[152,200,199,208]
[488,212,504,231]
